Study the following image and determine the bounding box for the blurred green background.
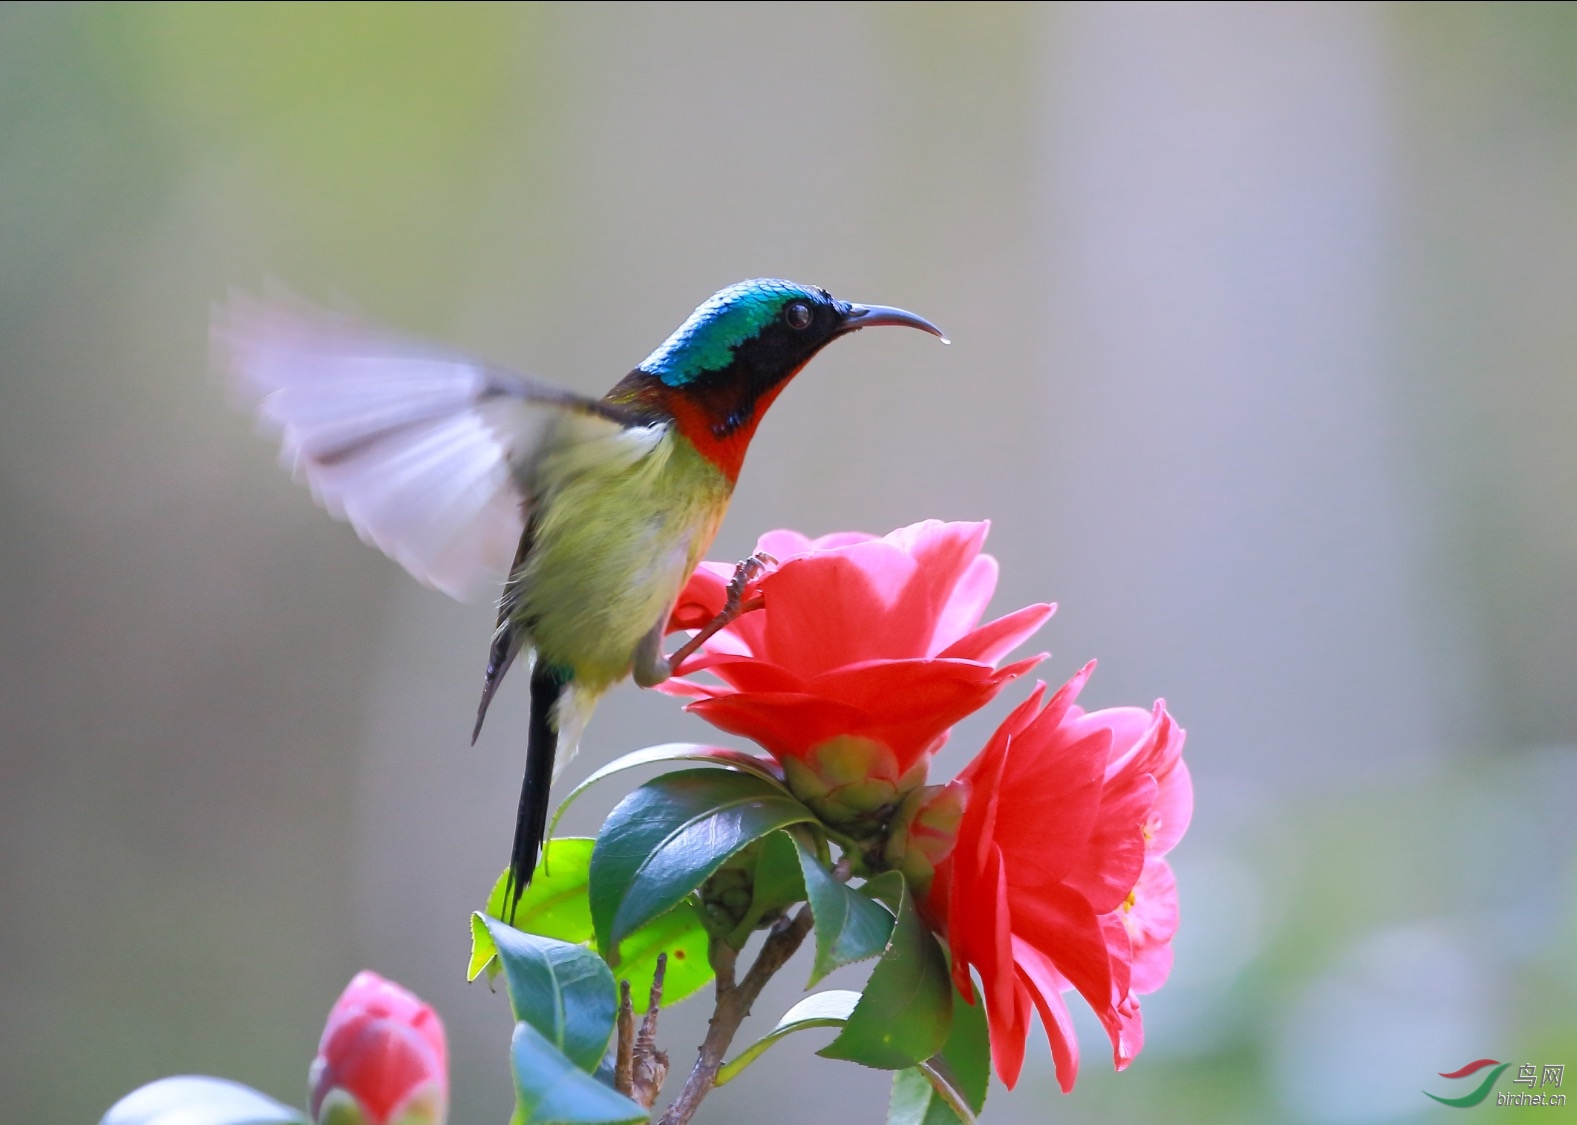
[2,3,1575,1122]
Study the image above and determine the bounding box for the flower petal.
[932,553,1001,651]
[936,602,1055,664]
[683,692,869,762]
[1125,858,1180,994]
[992,726,1112,889]
[1015,940,1082,1094]
[1061,773,1155,914]
[756,546,922,672]
[1011,885,1117,1043]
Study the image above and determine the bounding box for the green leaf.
[609,898,714,1014]
[100,1076,306,1125]
[483,918,617,1073]
[715,990,862,1086]
[820,877,953,1070]
[547,742,787,841]
[491,838,599,940]
[473,839,715,1012]
[887,981,990,1124]
[889,1067,977,1125]
[509,1021,646,1125]
[590,768,817,958]
[796,844,895,986]
[473,839,597,980]
[933,980,991,1113]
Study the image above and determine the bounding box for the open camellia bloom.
[309,971,449,1125]
[913,663,1190,1092]
[662,520,1052,822]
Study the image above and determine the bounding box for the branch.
[614,982,635,1097]
[658,906,816,1125]
[614,956,671,1110]
[632,955,670,1109]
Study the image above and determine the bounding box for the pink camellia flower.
[662,520,1052,822]
[913,663,1190,1093]
[309,971,448,1125]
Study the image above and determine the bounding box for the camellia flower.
[911,663,1190,1092]
[662,520,1052,824]
[309,971,449,1125]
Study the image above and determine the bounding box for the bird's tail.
[505,661,565,917]
[504,663,595,920]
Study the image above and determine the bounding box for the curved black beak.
[839,303,949,344]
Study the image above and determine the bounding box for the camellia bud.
[308,971,448,1125]
[883,781,965,893]
[780,734,930,834]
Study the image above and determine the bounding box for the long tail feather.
[505,662,568,918]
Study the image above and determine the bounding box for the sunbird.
[219,279,945,911]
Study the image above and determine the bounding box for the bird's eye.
[784,301,813,330]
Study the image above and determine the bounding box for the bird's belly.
[516,440,730,691]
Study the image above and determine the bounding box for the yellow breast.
[513,419,732,691]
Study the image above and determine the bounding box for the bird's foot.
[722,550,776,616]
[659,551,776,679]
[633,552,776,686]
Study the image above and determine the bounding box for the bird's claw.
[722,550,777,616]
[663,551,775,679]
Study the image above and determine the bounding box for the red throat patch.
[661,378,795,484]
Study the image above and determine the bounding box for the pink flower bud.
[308,971,448,1125]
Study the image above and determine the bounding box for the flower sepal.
[696,830,807,948]
[313,1085,444,1125]
[779,734,930,842]
[883,781,966,894]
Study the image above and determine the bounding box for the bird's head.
[625,278,945,479]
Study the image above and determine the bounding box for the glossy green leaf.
[820,878,953,1070]
[509,1021,646,1125]
[547,742,787,841]
[716,990,862,1086]
[472,841,715,1012]
[100,1076,306,1125]
[590,768,817,958]
[888,981,990,1125]
[483,918,616,1073]
[473,839,597,980]
[796,844,895,986]
[610,898,714,1013]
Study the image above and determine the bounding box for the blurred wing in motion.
[215,291,638,602]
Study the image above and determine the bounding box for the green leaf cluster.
[472,838,712,1013]
[478,918,645,1125]
[588,768,817,957]
[478,747,990,1123]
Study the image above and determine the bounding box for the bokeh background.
[3,3,1575,1122]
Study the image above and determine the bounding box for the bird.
[217,278,946,915]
